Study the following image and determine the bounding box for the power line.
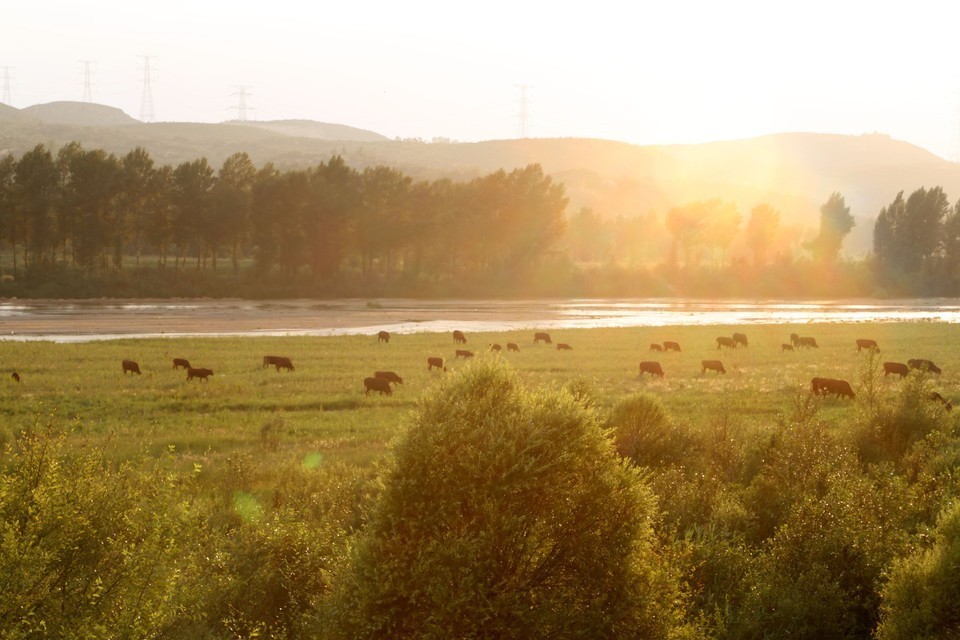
[138,55,156,122]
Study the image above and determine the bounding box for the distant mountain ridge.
[1,101,959,256]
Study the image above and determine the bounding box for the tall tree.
[0,154,16,275]
[807,192,855,265]
[873,187,949,275]
[703,199,741,266]
[120,147,156,268]
[171,159,215,270]
[14,144,60,268]
[211,152,256,273]
[745,204,781,267]
[664,202,705,268]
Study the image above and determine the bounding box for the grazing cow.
[929,392,953,411]
[716,336,736,350]
[534,331,552,344]
[664,341,682,352]
[790,332,800,347]
[186,367,214,382]
[11,371,20,383]
[122,360,141,375]
[781,344,795,352]
[557,343,573,351]
[455,349,474,359]
[883,362,909,378]
[507,342,519,352]
[701,360,726,374]
[173,358,191,370]
[263,355,295,372]
[638,361,665,377]
[453,330,467,344]
[908,359,942,375]
[374,371,403,385]
[427,356,446,371]
[377,330,390,343]
[490,343,502,352]
[732,332,748,347]
[364,376,393,396]
[797,336,819,349]
[812,377,855,399]
[856,338,879,352]
[649,343,663,352]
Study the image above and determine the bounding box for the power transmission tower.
[516,84,531,138]
[79,60,95,102]
[230,86,253,122]
[1,66,12,105]
[138,55,156,122]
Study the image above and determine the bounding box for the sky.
[5,0,960,159]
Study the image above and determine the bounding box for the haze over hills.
[2,101,960,256]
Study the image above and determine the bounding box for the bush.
[324,360,694,639]
[608,392,695,468]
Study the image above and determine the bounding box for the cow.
[639,361,665,377]
[490,343,502,352]
[507,342,519,352]
[534,331,552,344]
[909,359,942,375]
[455,349,474,358]
[364,376,393,396]
[374,371,403,385]
[883,362,909,378]
[790,332,800,347]
[428,356,446,371]
[173,358,191,370]
[649,343,663,352]
[263,355,294,372]
[930,392,953,411]
[782,344,795,352]
[557,343,573,351]
[186,367,214,382]
[11,372,20,383]
[122,360,141,375]
[812,377,855,399]
[664,341,682,352]
[701,360,726,374]
[453,330,467,344]
[732,333,748,347]
[377,330,390,343]
[856,338,879,352]
[716,336,736,350]
[797,336,819,349]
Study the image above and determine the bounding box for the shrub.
[608,392,696,468]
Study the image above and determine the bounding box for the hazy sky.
[5,0,960,158]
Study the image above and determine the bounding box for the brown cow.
[716,336,736,350]
[377,330,390,343]
[639,361,665,377]
[732,333,748,347]
[427,356,446,371]
[11,371,20,383]
[909,358,942,375]
[122,360,141,375]
[701,360,726,374]
[375,371,403,385]
[649,343,663,352]
[534,331,552,344]
[263,355,294,372]
[455,349,474,358]
[557,343,573,351]
[364,376,393,396]
[173,358,190,370]
[883,362,909,378]
[812,377,855,399]
[453,330,467,344]
[186,367,214,382]
[929,392,953,411]
[507,342,519,352]
[797,336,819,348]
[856,338,879,352]
[781,344,795,352]
[490,343,502,352]
[790,332,800,347]
[664,341,681,352]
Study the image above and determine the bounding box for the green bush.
[608,392,696,468]
[324,359,694,639]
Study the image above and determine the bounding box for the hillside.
[1,101,959,256]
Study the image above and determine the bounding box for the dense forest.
[1,142,960,298]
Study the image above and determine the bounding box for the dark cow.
[507,342,519,352]
[377,330,390,343]
[557,343,573,351]
[263,355,294,372]
[716,336,736,350]
[797,336,819,349]
[455,349,474,359]
[364,376,393,396]
[812,377,855,399]
[122,360,141,375]
[11,371,20,383]
[374,371,403,385]
[781,344,795,352]
[856,338,879,352]
[883,362,909,378]
[664,341,682,352]
[427,356,446,371]
[909,359,942,375]
[732,333,748,347]
[701,360,726,374]
[929,392,953,411]
[790,332,800,347]
[186,367,214,382]
[649,343,664,352]
[173,358,191,370]
[639,361,665,377]
[534,331,552,344]
[453,330,467,344]
[490,343,502,352]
